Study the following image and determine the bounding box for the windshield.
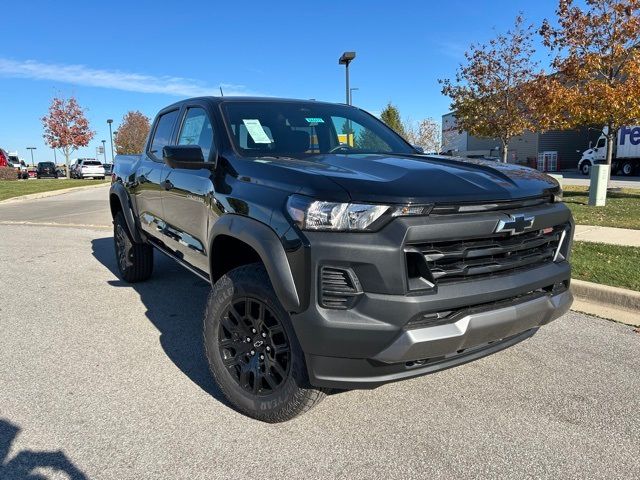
[222,101,414,158]
[39,162,54,167]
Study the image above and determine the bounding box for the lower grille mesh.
[319,266,361,309]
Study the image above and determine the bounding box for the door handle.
[161,179,174,191]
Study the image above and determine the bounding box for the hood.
[249,154,559,204]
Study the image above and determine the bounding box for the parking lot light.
[107,119,114,163]
[339,51,356,105]
[26,147,37,167]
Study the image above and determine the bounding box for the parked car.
[110,96,573,422]
[69,159,82,178]
[103,163,113,175]
[0,148,8,167]
[76,159,105,179]
[7,155,29,179]
[36,161,58,179]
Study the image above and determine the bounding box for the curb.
[0,182,109,204]
[571,279,640,326]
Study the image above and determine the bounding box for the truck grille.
[408,224,568,285]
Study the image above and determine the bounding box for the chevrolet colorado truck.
[110,97,574,422]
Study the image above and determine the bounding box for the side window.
[177,107,215,160]
[149,110,179,160]
[596,138,606,148]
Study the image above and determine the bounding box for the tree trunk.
[64,149,71,179]
[501,141,509,163]
[605,123,615,186]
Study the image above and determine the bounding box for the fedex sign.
[619,126,640,145]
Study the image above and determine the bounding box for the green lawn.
[563,186,640,230]
[571,241,640,291]
[0,179,108,202]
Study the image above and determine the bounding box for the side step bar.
[148,239,210,283]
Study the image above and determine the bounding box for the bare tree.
[403,117,442,152]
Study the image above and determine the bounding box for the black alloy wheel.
[218,296,291,396]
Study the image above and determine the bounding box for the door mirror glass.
[163,145,211,169]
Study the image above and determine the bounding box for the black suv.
[36,162,58,179]
[110,97,573,422]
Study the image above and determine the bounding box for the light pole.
[26,147,37,167]
[101,140,107,163]
[339,51,356,105]
[107,119,114,162]
[349,87,359,106]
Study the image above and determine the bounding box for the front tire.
[580,161,591,176]
[203,264,326,422]
[113,211,153,282]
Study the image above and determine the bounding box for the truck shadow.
[90,237,230,407]
[0,418,87,479]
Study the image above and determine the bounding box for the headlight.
[286,195,431,231]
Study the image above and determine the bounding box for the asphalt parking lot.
[0,187,638,479]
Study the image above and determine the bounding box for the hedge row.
[0,166,18,181]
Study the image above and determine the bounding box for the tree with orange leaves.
[540,0,640,173]
[440,15,545,163]
[42,96,95,178]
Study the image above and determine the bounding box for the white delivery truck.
[578,126,640,176]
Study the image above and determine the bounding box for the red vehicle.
[0,148,9,167]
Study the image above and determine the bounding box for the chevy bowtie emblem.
[495,214,535,234]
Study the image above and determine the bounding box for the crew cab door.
[133,108,178,239]
[159,104,219,273]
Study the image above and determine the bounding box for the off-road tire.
[203,263,327,422]
[113,211,153,283]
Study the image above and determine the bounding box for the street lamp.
[101,140,107,163]
[349,87,359,106]
[26,147,37,167]
[107,119,114,162]
[338,51,356,105]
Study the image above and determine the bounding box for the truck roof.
[160,96,349,111]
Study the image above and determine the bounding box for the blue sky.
[1,0,559,163]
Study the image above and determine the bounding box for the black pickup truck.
[110,97,574,422]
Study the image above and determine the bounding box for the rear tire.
[621,161,635,176]
[113,211,153,283]
[580,161,591,176]
[203,263,327,422]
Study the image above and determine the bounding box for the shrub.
[0,166,18,181]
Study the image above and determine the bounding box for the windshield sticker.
[243,119,272,144]
[305,117,324,125]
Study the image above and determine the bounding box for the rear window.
[40,162,54,167]
[83,161,102,166]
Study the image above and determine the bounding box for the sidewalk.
[574,225,640,247]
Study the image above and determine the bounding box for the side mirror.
[163,145,216,170]
[413,145,425,154]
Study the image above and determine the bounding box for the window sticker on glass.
[242,119,272,144]
[305,117,324,125]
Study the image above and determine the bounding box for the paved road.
[0,184,112,228]
[0,189,638,479]
[561,171,640,189]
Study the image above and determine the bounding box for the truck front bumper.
[304,288,571,389]
[288,202,574,389]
